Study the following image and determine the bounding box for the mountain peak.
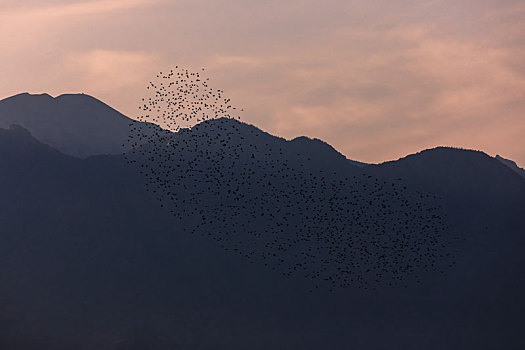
[0,123,64,160]
[0,92,135,158]
[4,92,53,101]
[54,93,99,101]
[6,92,94,100]
[7,123,32,136]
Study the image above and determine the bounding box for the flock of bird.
[125,67,456,290]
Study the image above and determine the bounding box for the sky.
[1,0,524,165]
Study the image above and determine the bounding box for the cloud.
[64,49,162,91]
[209,55,263,69]
[54,50,165,115]
[196,17,524,163]
[1,0,524,165]
[0,0,168,21]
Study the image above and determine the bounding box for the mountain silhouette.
[0,96,524,349]
[0,93,159,158]
[369,147,525,214]
[496,154,525,178]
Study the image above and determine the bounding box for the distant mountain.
[496,154,525,178]
[0,92,157,158]
[0,93,368,166]
[1,118,524,350]
[368,147,525,208]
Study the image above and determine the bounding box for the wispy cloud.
[54,49,165,112]
[1,0,524,165]
[64,49,163,91]
[0,0,168,21]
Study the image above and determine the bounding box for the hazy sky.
[1,0,524,165]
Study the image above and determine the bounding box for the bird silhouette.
[124,67,457,291]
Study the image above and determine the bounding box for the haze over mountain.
[0,93,156,158]
[2,92,522,171]
[0,94,524,349]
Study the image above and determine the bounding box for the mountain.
[0,92,156,158]
[368,147,525,212]
[367,148,525,328]
[1,116,524,350]
[496,154,525,178]
[0,93,370,166]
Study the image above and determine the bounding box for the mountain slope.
[367,147,525,348]
[1,123,524,349]
[367,147,525,217]
[0,93,146,158]
[0,93,371,167]
[496,154,525,178]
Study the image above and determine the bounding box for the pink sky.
[1,0,524,165]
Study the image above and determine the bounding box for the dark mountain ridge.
[0,93,158,158]
[496,154,525,178]
[1,122,524,349]
[1,92,522,171]
[0,94,524,349]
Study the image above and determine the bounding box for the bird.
[123,66,457,292]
